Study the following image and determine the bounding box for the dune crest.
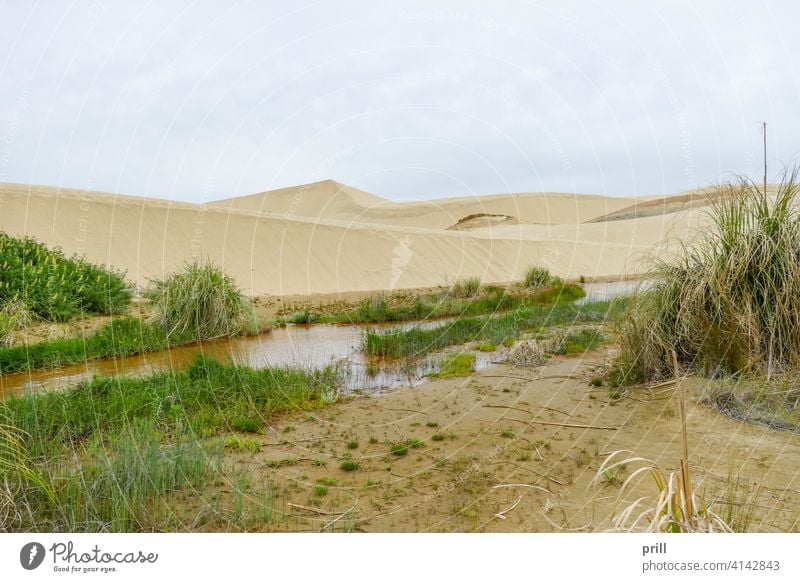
[0,181,708,297]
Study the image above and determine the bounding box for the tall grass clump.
[0,233,131,321]
[147,260,247,340]
[615,173,800,384]
[450,277,481,298]
[0,299,33,346]
[523,266,551,288]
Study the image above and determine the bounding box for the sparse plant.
[339,458,360,472]
[450,277,481,298]
[389,442,409,456]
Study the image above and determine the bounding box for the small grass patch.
[339,458,360,472]
[428,353,476,378]
[389,442,409,456]
[346,440,359,450]
[475,342,497,352]
[222,435,261,453]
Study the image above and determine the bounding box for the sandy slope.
[0,180,711,296]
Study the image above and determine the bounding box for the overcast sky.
[1,0,798,202]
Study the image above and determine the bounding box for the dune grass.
[523,266,551,288]
[328,281,585,325]
[363,299,624,359]
[0,355,342,531]
[450,277,482,298]
[614,173,800,385]
[147,259,247,340]
[0,233,131,322]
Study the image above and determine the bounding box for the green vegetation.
[389,442,409,456]
[364,299,623,360]
[614,174,800,385]
[286,310,320,324]
[553,329,607,355]
[320,280,584,325]
[346,440,359,450]
[0,233,131,321]
[450,277,482,298]
[0,299,33,346]
[0,316,197,375]
[0,355,341,531]
[339,458,360,472]
[475,342,497,352]
[1,354,340,458]
[147,259,247,340]
[524,266,551,288]
[428,352,476,378]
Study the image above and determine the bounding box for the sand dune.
[0,180,710,297]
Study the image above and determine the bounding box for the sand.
[0,179,713,297]
[210,349,800,532]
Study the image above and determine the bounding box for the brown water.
[0,320,495,399]
[0,281,640,400]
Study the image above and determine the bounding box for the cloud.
[1,0,798,202]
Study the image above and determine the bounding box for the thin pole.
[763,121,768,196]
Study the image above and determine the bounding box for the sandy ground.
[207,349,800,532]
[0,179,713,297]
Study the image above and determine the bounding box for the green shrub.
[0,233,130,321]
[147,259,247,340]
[524,266,551,288]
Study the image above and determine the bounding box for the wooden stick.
[484,403,573,418]
[494,496,523,520]
[288,503,348,516]
[503,416,619,431]
[485,460,566,486]
[673,349,694,518]
[320,497,359,531]
[385,407,428,416]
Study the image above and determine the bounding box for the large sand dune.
[0,180,712,297]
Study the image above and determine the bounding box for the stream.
[0,280,644,399]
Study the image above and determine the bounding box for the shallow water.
[0,319,495,399]
[0,281,639,399]
[577,279,648,304]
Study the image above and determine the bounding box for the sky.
[0,0,798,202]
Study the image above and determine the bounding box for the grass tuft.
[615,173,800,384]
[523,266,551,288]
[147,259,247,340]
